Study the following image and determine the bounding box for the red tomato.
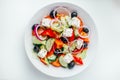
[73,56,83,65]
[41,29,56,38]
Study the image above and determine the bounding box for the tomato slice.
[41,29,56,38]
[39,58,48,65]
[68,30,75,42]
[55,39,64,48]
[73,56,83,65]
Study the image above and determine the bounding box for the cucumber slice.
[69,41,77,52]
[77,50,87,59]
[61,17,67,26]
[51,20,63,33]
[32,36,46,45]
[40,45,45,49]
[65,16,71,26]
[62,44,69,53]
[51,26,63,33]
[47,55,57,61]
[74,29,79,37]
[59,56,68,68]
[46,38,55,51]
[44,57,49,65]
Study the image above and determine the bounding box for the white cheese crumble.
[76,39,83,49]
[71,17,80,28]
[37,49,47,58]
[63,53,74,63]
[41,18,51,27]
[63,28,73,37]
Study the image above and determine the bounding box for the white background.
[0,0,120,80]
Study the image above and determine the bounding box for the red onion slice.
[33,24,47,41]
[53,6,71,19]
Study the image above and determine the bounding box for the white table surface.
[0,0,120,80]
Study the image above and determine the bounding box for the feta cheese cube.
[63,53,74,63]
[76,39,83,49]
[38,49,47,58]
[71,17,80,28]
[63,28,73,37]
[41,18,51,27]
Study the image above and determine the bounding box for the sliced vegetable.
[51,58,61,67]
[51,26,63,33]
[40,57,49,65]
[41,29,56,38]
[74,29,79,37]
[34,24,47,40]
[77,17,84,27]
[77,49,87,59]
[62,44,69,53]
[47,54,57,61]
[50,10,57,18]
[73,56,83,65]
[78,27,89,39]
[40,45,46,49]
[46,43,56,57]
[46,38,55,51]
[69,41,77,52]
[60,16,68,26]
[55,39,64,48]
[72,46,84,54]
[32,36,46,45]
[68,30,75,42]
[79,37,90,43]
[32,24,37,30]
[32,30,35,36]
[51,19,63,33]
[59,55,68,68]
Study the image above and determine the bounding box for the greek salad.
[32,7,90,69]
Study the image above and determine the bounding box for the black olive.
[32,24,38,30]
[68,61,75,69]
[50,10,57,18]
[33,45,40,53]
[60,37,68,43]
[83,27,89,33]
[71,12,77,18]
[54,48,61,56]
[69,26,73,28]
[83,42,88,48]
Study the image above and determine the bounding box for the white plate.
[25,2,98,78]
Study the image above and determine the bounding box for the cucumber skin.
[46,38,55,51]
[32,36,46,45]
[47,55,57,61]
[59,56,68,68]
[77,50,87,59]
